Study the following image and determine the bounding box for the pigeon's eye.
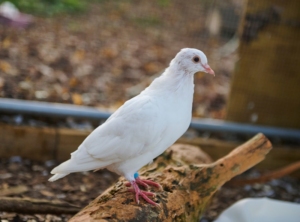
[193,56,200,63]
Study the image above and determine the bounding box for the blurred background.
[0,0,299,221]
[0,0,240,119]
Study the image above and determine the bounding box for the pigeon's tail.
[48,173,69,182]
[49,158,114,181]
[49,144,115,182]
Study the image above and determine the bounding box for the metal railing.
[0,98,299,140]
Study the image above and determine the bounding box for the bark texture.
[70,133,272,222]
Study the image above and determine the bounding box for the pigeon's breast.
[151,89,193,155]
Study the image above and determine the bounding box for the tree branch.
[229,161,300,186]
[70,133,272,222]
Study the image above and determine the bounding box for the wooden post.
[0,124,57,161]
[70,133,272,222]
[226,0,300,128]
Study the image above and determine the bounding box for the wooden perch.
[0,197,80,215]
[229,161,300,186]
[70,133,272,222]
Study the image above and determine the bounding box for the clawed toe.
[126,177,161,190]
[128,181,159,206]
[128,188,156,197]
[136,177,162,190]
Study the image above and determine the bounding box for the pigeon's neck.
[164,64,195,89]
[145,65,195,95]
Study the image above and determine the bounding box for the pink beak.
[202,64,215,76]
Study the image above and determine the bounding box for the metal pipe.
[190,118,300,140]
[0,98,299,140]
[0,98,111,120]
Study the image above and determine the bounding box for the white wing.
[71,95,167,165]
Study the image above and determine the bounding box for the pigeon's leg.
[125,177,149,189]
[129,180,158,206]
[125,172,162,190]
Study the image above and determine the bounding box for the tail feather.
[50,159,114,175]
[49,146,115,182]
[48,173,69,182]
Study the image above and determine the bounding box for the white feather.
[49,48,212,182]
[48,173,68,182]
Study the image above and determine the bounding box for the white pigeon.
[49,48,214,205]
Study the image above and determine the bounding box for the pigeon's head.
[170,48,214,76]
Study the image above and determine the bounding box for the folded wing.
[71,95,167,166]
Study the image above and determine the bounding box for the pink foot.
[128,189,155,197]
[128,181,159,206]
[125,177,162,190]
[136,177,163,189]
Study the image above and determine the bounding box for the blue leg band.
[134,172,139,178]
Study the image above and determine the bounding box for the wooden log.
[178,137,300,175]
[0,197,80,214]
[70,133,272,222]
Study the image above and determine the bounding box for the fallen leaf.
[35,91,49,99]
[0,77,4,88]
[0,185,29,196]
[37,64,53,76]
[109,100,124,110]
[0,213,16,219]
[71,50,85,64]
[111,67,122,76]
[0,173,12,179]
[69,77,78,87]
[34,215,45,221]
[109,11,121,21]
[74,64,93,77]
[72,93,82,105]
[101,47,118,58]
[2,183,9,189]
[2,37,11,48]
[62,184,76,192]
[40,190,55,197]
[80,185,87,192]
[0,60,17,75]
[195,71,205,78]
[19,81,32,90]
[143,62,158,73]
